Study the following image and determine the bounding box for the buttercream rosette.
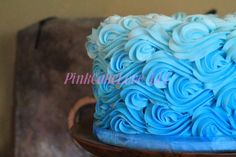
[86,13,236,152]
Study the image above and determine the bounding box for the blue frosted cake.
[85,13,236,152]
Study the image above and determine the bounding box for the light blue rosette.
[224,12,236,30]
[125,24,170,61]
[223,30,236,62]
[118,16,143,30]
[145,14,182,31]
[108,50,145,85]
[97,23,127,59]
[86,28,99,59]
[97,23,127,47]
[185,15,218,30]
[169,16,227,60]
[109,50,133,74]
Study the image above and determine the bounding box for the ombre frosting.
[86,13,236,151]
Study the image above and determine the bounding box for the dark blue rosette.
[142,51,193,88]
[192,106,233,137]
[144,104,191,136]
[120,82,167,110]
[164,74,214,113]
[192,50,236,94]
[216,79,236,114]
[96,101,146,134]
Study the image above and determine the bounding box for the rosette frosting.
[95,101,146,134]
[108,50,145,84]
[192,50,236,93]
[169,15,227,60]
[144,104,191,136]
[125,24,170,61]
[223,30,236,62]
[165,74,214,113]
[216,79,236,114]
[142,50,193,88]
[192,107,233,137]
[86,13,236,139]
[120,82,167,110]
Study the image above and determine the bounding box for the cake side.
[85,13,236,140]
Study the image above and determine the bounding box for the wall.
[0,0,235,156]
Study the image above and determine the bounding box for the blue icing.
[118,16,143,30]
[224,12,236,30]
[184,14,218,30]
[125,24,170,61]
[108,50,133,74]
[108,50,145,84]
[216,79,236,114]
[145,14,182,32]
[144,104,192,136]
[192,106,233,137]
[97,23,127,47]
[223,30,236,62]
[165,74,214,113]
[192,50,236,94]
[169,21,227,61]
[106,101,146,134]
[229,110,236,132]
[94,101,110,121]
[86,28,99,59]
[120,82,167,110]
[96,79,121,104]
[142,50,194,88]
[85,13,236,142]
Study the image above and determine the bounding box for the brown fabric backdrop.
[14,18,102,157]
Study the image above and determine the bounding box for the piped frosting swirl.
[86,13,236,137]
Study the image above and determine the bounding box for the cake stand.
[67,97,236,157]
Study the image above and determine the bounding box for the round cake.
[85,13,236,152]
